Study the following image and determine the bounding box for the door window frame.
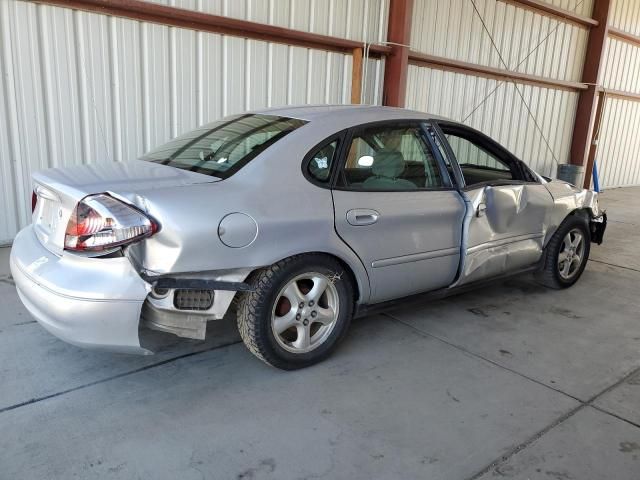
[330,119,456,192]
[434,121,540,190]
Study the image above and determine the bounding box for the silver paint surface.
[9,106,605,353]
[10,226,151,354]
[333,188,465,302]
[218,213,259,248]
[455,183,553,286]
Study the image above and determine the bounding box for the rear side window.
[339,124,443,190]
[307,140,338,182]
[141,114,307,178]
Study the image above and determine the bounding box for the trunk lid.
[32,160,216,255]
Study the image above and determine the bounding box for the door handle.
[346,209,380,226]
[477,202,487,217]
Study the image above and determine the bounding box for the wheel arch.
[245,250,367,304]
[569,206,595,221]
[544,206,596,248]
[542,178,602,247]
[535,211,592,289]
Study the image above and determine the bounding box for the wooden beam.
[600,87,640,102]
[609,26,640,47]
[497,0,598,28]
[583,91,605,188]
[29,0,392,57]
[569,0,612,170]
[382,0,414,107]
[351,47,363,104]
[408,52,588,92]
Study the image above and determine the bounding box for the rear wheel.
[237,254,354,369]
[535,215,591,289]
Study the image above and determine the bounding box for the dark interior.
[459,164,514,185]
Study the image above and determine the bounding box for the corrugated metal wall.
[0,0,388,244]
[592,0,640,188]
[547,0,594,17]
[592,95,640,188]
[406,66,579,176]
[406,0,590,177]
[609,0,640,34]
[411,0,589,82]
[4,0,640,242]
[148,0,389,43]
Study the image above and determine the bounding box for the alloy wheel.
[271,272,340,354]
[557,228,586,280]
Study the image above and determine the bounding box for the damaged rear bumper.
[10,226,152,354]
[10,226,252,353]
[140,272,252,340]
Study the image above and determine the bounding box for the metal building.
[0,0,637,244]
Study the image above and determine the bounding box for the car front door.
[437,123,554,286]
[331,121,465,303]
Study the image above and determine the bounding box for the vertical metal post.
[382,0,414,107]
[569,0,611,187]
[583,91,606,188]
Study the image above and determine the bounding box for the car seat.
[362,150,417,190]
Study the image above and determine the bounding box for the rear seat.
[345,162,427,188]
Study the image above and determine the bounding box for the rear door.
[331,121,466,303]
[436,123,554,286]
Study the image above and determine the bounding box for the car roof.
[253,104,453,128]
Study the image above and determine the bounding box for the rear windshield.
[141,114,307,178]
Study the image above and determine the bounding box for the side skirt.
[353,265,539,319]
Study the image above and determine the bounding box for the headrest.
[372,150,405,179]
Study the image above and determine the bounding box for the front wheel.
[237,254,354,370]
[535,215,591,289]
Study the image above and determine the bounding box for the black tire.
[237,254,354,370]
[535,214,591,289]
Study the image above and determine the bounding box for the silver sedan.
[10,105,607,369]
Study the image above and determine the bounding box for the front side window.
[339,125,443,190]
[444,132,515,187]
[141,114,307,178]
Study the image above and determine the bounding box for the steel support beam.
[569,0,611,188]
[497,0,598,28]
[409,52,587,92]
[382,0,414,107]
[29,0,392,57]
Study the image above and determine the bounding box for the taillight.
[31,191,37,213]
[64,194,158,252]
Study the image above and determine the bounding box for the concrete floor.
[1,187,639,480]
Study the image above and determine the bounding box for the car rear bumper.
[10,226,152,354]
